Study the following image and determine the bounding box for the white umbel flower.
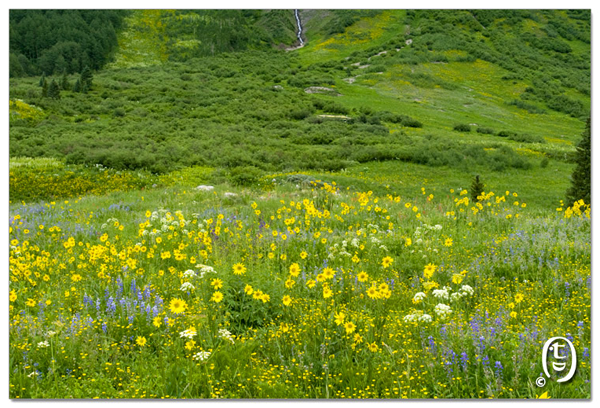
[179,328,197,339]
[432,288,450,300]
[434,303,452,317]
[180,282,195,291]
[193,351,211,361]
[418,314,432,323]
[413,292,427,302]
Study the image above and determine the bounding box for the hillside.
[8,9,590,210]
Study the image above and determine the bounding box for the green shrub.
[229,166,263,187]
[453,123,471,132]
[476,127,495,135]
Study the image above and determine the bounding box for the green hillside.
[9,9,590,209]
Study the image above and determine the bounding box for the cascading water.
[294,10,304,46]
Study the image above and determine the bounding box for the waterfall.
[294,10,304,46]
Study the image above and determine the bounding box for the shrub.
[497,130,517,138]
[453,123,471,132]
[229,166,263,187]
[476,127,495,135]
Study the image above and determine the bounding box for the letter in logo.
[541,337,577,383]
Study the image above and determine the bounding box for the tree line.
[9,9,128,77]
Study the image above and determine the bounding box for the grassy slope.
[9,10,590,211]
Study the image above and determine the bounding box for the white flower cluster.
[432,287,452,300]
[179,328,197,339]
[413,292,427,302]
[37,340,50,348]
[403,311,433,323]
[193,351,211,362]
[183,269,197,278]
[196,264,217,278]
[449,284,475,301]
[180,282,195,291]
[219,329,235,344]
[434,303,453,318]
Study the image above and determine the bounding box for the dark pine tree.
[41,77,48,97]
[73,78,81,93]
[470,175,485,203]
[48,79,61,99]
[39,72,47,87]
[80,66,93,93]
[566,117,591,204]
[61,69,70,90]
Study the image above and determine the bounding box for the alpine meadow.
[8,9,591,399]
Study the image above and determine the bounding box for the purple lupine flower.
[482,355,490,367]
[106,297,116,314]
[102,322,107,333]
[460,352,468,371]
[583,348,589,360]
[116,277,123,297]
[428,336,436,354]
[494,361,503,378]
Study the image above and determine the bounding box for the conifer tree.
[41,78,48,98]
[48,79,61,99]
[80,66,93,93]
[566,117,591,204]
[61,70,70,90]
[470,175,485,203]
[39,72,47,87]
[73,78,81,93]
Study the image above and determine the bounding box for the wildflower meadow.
[8,171,591,399]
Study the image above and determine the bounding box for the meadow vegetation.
[8,9,591,400]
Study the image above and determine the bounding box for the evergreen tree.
[80,66,93,93]
[470,175,485,203]
[73,78,81,93]
[41,77,48,97]
[39,72,47,87]
[48,79,61,99]
[566,117,591,204]
[61,70,70,90]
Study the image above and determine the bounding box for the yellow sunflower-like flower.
[169,298,188,314]
[211,291,224,303]
[232,263,247,275]
[382,256,393,268]
[344,321,356,334]
[289,263,301,277]
[424,263,437,279]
